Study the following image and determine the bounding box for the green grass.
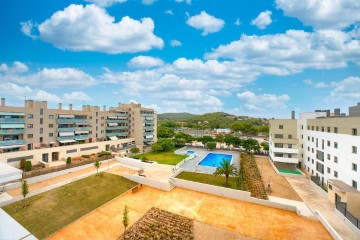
[135,148,187,165]
[176,171,240,189]
[278,169,302,175]
[2,173,137,239]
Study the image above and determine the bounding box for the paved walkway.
[286,177,360,240]
[49,186,331,240]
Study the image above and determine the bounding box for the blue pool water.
[198,153,232,168]
[187,150,195,155]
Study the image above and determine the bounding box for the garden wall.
[315,210,343,240]
[122,173,172,192]
[268,157,305,179]
[115,157,155,169]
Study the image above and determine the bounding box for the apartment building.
[0,98,157,155]
[269,103,360,191]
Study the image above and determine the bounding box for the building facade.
[0,98,157,154]
[269,103,360,191]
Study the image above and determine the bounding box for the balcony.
[116,113,128,117]
[106,119,128,123]
[57,118,88,124]
[0,139,25,147]
[0,129,25,135]
[272,147,299,154]
[141,113,154,117]
[143,138,154,142]
[57,135,90,141]
[106,126,128,130]
[143,132,154,136]
[0,118,25,124]
[143,126,154,130]
[271,155,299,164]
[144,120,154,124]
[106,132,128,137]
[57,127,90,132]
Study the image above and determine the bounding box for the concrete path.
[286,177,360,240]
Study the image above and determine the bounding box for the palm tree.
[214,159,238,187]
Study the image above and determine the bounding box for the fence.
[122,173,172,191]
[311,175,328,192]
[336,201,360,230]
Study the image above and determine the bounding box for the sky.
[0,0,359,118]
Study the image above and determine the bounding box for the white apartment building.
[270,103,360,191]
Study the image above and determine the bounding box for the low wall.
[174,147,187,155]
[115,157,155,169]
[335,209,360,236]
[170,177,298,213]
[122,173,172,192]
[268,157,305,179]
[315,210,343,240]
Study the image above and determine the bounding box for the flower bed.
[118,207,193,240]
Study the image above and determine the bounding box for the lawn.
[278,169,302,175]
[176,171,240,189]
[2,173,137,239]
[135,148,187,165]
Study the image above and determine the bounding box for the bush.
[206,142,216,150]
[66,157,71,165]
[20,157,26,169]
[98,151,111,157]
[82,155,90,158]
[25,161,32,171]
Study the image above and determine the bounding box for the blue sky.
[0,0,359,118]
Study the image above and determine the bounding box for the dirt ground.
[255,157,302,201]
[48,186,331,240]
[6,160,120,198]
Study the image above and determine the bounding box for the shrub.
[98,151,111,157]
[66,157,71,165]
[25,161,32,171]
[20,157,26,169]
[206,142,216,150]
[82,155,90,158]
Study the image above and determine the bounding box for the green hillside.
[157,112,196,121]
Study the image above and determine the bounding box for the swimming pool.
[198,153,232,168]
[187,150,195,155]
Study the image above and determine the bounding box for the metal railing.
[0,139,25,146]
[57,118,88,124]
[57,127,90,132]
[0,118,25,123]
[336,201,360,230]
[0,129,25,135]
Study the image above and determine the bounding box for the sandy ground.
[255,157,302,201]
[48,186,331,240]
[6,160,120,198]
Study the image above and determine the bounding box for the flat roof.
[0,161,22,176]
[328,179,360,193]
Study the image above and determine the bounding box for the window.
[312,126,314,131]
[327,127,330,133]
[27,134,33,138]
[101,130,104,133]
[352,181,358,189]
[321,127,324,132]
[334,156,338,163]
[327,141,330,147]
[312,137,314,142]
[96,126,98,131]
[288,144,292,148]
[327,167,330,174]
[101,124,104,126]
[288,134,292,139]
[39,137,43,143]
[275,143,283,148]
[96,112,98,117]
[312,159,314,164]
[307,157,310,162]
[352,163,357,172]
[334,142,338,149]
[329,184,332,190]
[334,127,338,133]
[101,117,104,120]
[312,148,314,153]
[334,171,338,178]
[301,125,303,129]
[40,128,43,134]
[352,146,357,154]
[40,108,43,115]
[301,135,303,139]
[49,115,54,119]
[308,136,310,141]
[274,134,283,138]
[96,119,98,124]
[316,126,319,131]
[49,124,53,128]
[279,125,283,129]
[89,116,92,120]
[27,124,33,128]
[49,133,53,137]
[28,114,33,118]
[307,126,310,130]
[352,128,358,136]
[327,154,330,160]
[40,118,43,124]
[308,147,310,151]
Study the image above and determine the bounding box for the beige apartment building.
[0,98,157,157]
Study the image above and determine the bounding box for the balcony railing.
[143,126,154,130]
[106,119,128,123]
[143,138,154,142]
[116,113,128,117]
[0,139,25,147]
[106,126,128,130]
[57,135,90,141]
[143,132,154,136]
[106,132,128,137]
[141,113,154,117]
[336,202,360,230]
[57,127,90,132]
[57,118,88,124]
[0,129,25,135]
[0,118,25,123]
[144,120,154,124]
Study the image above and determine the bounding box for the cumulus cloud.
[142,0,155,5]
[128,56,164,68]
[276,0,360,30]
[186,11,225,36]
[0,83,32,96]
[234,18,241,26]
[22,4,163,54]
[165,10,174,15]
[251,10,272,30]
[330,76,360,100]
[206,29,360,74]
[33,90,61,103]
[85,0,127,7]
[303,79,331,88]
[63,91,92,102]
[175,0,191,4]
[170,40,182,47]
[237,91,290,111]
[0,61,29,74]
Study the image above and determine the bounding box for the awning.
[145,117,153,120]
[0,124,25,129]
[108,123,118,126]
[75,130,89,134]
[58,114,75,118]
[117,117,127,120]
[59,132,74,137]
[59,140,76,143]
[109,136,118,140]
[49,142,55,144]
[107,116,118,119]
[145,135,154,139]
[75,122,89,125]
[0,144,24,149]
[0,112,25,116]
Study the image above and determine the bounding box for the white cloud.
[169,39,182,47]
[209,89,232,96]
[303,79,330,88]
[0,61,29,74]
[175,0,191,4]
[234,18,241,26]
[63,91,92,102]
[206,29,360,74]
[85,0,127,7]
[0,83,32,96]
[128,56,164,68]
[303,79,314,85]
[23,4,163,54]
[33,90,61,103]
[276,0,360,30]
[251,10,272,30]
[165,10,174,15]
[142,0,155,5]
[237,91,290,111]
[314,82,329,88]
[20,21,37,39]
[186,11,225,36]
[330,76,360,100]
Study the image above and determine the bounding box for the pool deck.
[177,147,240,174]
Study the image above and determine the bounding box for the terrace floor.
[49,186,331,240]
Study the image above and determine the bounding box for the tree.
[123,205,129,231]
[94,160,102,174]
[21,179,29,206]
[130,147,140,156]
[157,126,175,138]
[206,142,216,150]
[241,138,260,153]
[25,161,32,171]
[261,141,269,154]
[230,121,258,136]
[66,157,72,165]
[215,133,225,143]
[233,136,241,147]
[20,157,26,169]
[151,143,163,152]
[198,136,214,146]
[224,135,235,146]
[160,121,180,129]
[174,138,186,147]
[156,138,175,151]
[214,159,238,187]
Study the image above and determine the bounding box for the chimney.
[58,103,62,110]
[69,104,73,111]
[291,111,295,119]
[334,108,340,116]
[1,98,5,107]
[103,105,106,112]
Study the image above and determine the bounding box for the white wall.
[122,173,172,191]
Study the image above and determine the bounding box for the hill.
[157,112,196,121]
